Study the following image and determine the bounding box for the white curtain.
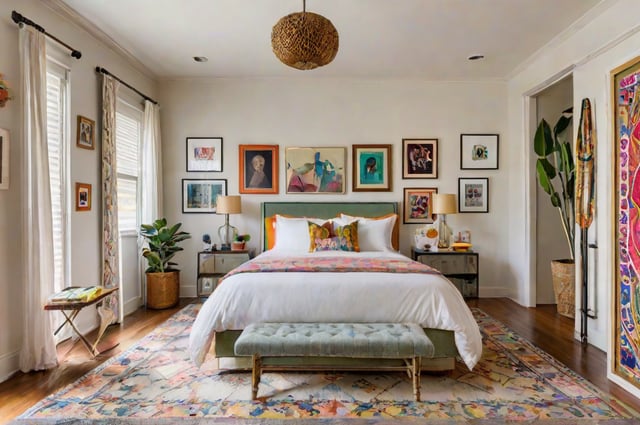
[101,75,122,323]
[18,25,58,372]
[141,100,163,224]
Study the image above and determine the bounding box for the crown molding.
[42,0,157,79]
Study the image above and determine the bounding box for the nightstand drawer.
[419,254,477,274]
[199,252,250,274]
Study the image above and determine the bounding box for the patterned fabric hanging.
[575,98,595,229]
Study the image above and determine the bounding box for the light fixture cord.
[303,0,306,13]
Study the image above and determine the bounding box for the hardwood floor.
[0,297,639,423]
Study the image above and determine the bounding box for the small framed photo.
[454,230,472,243]
[75,183,91,211]
[186,137,223,172]
[352,144,392,192]
[403,187,438,224]
[402,139,438,179]
[0,128,9,190]
[458,177,489,213]
[182,179,227,213]
[460,134,499,170]
[239,145,279,194]
[285,147,346,194]
[76,115,95,150]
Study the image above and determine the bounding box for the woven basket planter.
[146,271,179,309]
[551,259,575,318]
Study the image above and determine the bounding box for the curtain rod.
[11,11,82,59]
[95,67,158,105]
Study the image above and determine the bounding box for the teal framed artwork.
[352,144,392,192]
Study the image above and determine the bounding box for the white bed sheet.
[189,250,482,370]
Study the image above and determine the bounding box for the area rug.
[14,304,639,424]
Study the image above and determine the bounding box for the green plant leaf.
[534,119,554,156]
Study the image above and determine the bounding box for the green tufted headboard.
[261,202,399,251]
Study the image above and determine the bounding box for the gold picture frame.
[76,115,95,150]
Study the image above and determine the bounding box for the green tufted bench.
[234,322,435,401]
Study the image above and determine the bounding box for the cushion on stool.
[234,322,434,358]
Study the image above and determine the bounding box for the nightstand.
[411,248,479,298]
[197,250,251,297]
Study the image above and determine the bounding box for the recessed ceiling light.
[193,56,209,63]
[467,54,485,61]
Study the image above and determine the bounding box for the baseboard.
[123,296,142,317]
[180,284,197,298]
[478,285,510,298]
[0,349,20,383]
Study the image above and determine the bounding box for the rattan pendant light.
[271,0,339,70]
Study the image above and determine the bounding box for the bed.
[189,202,482,371]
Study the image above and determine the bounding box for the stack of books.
[48,286,104,304]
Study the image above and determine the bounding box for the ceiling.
[56,0,602,80]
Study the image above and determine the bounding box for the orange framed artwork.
[75,183,91,211]
[239,145,278,194]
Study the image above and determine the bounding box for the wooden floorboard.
[0,297,639,423]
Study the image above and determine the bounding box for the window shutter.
[116,100,142,233]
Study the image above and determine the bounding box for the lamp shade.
[433,193,457,214]
[271,9,339,70]
[216,195,242,214]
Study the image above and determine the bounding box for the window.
[116,98,142,233]
[46,60,70,294]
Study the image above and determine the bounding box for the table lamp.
[432,193,457,249]
[216,195,241,250]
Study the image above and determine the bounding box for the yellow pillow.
[308,221,332,251]
[334,221,359,252]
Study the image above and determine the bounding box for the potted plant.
[140,218,191,309]
[231,234,251,251]
[534,106,575,317]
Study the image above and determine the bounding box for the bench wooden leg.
[252,354,261,399]
[412,356,422,402]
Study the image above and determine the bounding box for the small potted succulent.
[232,234,251,251]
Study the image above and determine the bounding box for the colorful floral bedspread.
[222,256,440,282]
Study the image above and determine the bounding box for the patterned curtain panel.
[101,75,121,323]
[18,26,58,372]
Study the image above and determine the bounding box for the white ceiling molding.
[43,0,157,79]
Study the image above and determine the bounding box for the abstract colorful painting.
[285,147,345,194]
[613,55,640,390]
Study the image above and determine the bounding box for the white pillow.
[339,213,397,252]
[272,215,329,253]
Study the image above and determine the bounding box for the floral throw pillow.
[308,221,332,251]
[334,221,359,252]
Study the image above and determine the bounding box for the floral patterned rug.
[15,304,639,423]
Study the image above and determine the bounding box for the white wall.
[0,0,157,382]
[507,0,640,399]
[159,78,510,299]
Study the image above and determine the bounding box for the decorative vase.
[550,259,575,318]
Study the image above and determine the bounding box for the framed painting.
[186,137,223,172]
[75,183,91,211]
[76,115,95,150]
[239,144,279,194]
[460,134,499,169]
[612,55,640,390]
[182,179,227,213]
[402,139,438,179]
[0,128,9,190]
[403,187,437,224]
[458,177,489,213]
[352,144,392,192]
[285,147,346,194]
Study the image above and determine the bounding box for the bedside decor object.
[352,144,392,192]
[232,234,251,251]
[0,128,9,190]
[76,115,95,150]
[75,183,92,211]
[414,225,438,252]
[217,195,242,250]
[460,134,499,170]
[239,145,279,194]
[186,137,223,172]
[433,193,457,249]
[403,187,437,224]
[458,178,489,213]
[271,0,339,70]
[182,179,227,213]
[141,218,191,309]
[402,139,438,179]
[202,234,213,252]
[0,73,12,107]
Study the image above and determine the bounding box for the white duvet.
[189,250,482,370]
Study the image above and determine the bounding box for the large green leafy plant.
[534,107,574,260]
[140,218,191,273]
